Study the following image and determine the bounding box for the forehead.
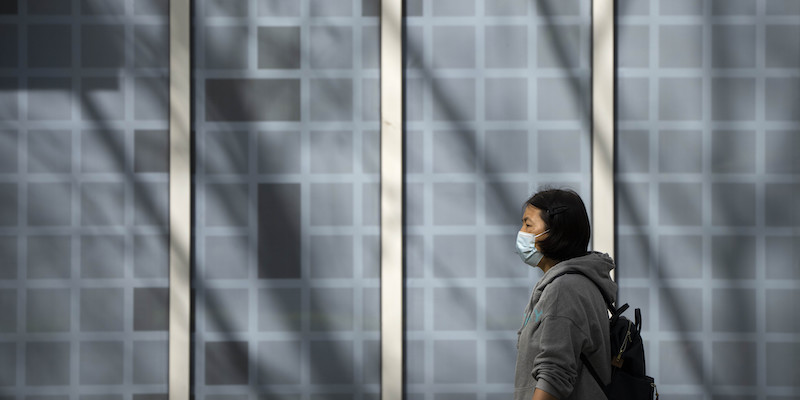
[522,205,543,222]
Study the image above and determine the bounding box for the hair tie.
[547,206,568,216]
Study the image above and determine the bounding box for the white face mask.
[515,230,549,267]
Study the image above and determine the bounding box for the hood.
[529,251,618,309]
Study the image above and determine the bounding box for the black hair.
[524,188,591,261]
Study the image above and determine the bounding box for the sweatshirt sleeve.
[531,315,589,399]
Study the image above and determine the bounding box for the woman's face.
[521,205,548,238]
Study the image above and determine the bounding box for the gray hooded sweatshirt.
[513,252,617,400]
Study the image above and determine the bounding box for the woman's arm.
[532,388,559,400]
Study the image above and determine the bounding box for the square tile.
[257,26,300,69]
[27,78,72,120]
[765,236,800,279]
[486,78,528,120]
[617,287,651,331]
[711,0,756,15]
[712,341,756,385]
[404,233,426,277]
[0,78,18,121]
[433,183,476,226]
[765,130,800,173]
[0,131,18,173]
[766,78,800,121]
[658,182,702,226]
[81,25,124,68]
[133,181,168,226]
[135,0,169,15]
[538,24,581,68]
[766,342,800,386]
[256,341,301,384]
[81,235,125,279]
[362,234,380,278]
[712,78,756,121]
[433,130,476,173]
[433,26,475,69]
[81,78,125,120]
[362,340,380,384]
[362,78,379,121]
[659,78,703,121]
[80,288,124,332]
[434,287,477,331]
[27,288,71,332]
[81,182,125,226]
[432,235,476,278]
[310,131,353,173]
[618,130,649,173]
[0,342,15,385]
[309,341,353,384]
[310,78,353,121]
[134,77,169,121]
[766,289,800,333]
[81,0,124,14]
[204,288,250,332]
[721,289,764,319]
[0,183,17,227]
[485,25,527,68]
[26,342,70,386]
[134,287,168,331]
[257,131,301,173]
[485,0,527,16]
[658,235,702,279]
[310,288,354,331]
[404,129,423,173]
[712,25,756,68]
[658,130,702,173]
[310,183,353,226]
[205,183,248,227]
[134,234,168,278]
[405,288,424,331]
[617,0,649,15]
[538,130,582,173]
[362,25,379,68]
[28,130,72,173]
[362,182,379,226]
[133,341,168,384]
[617,234,651,278]
[310,0,352,16]
[28,0,71,14]
[484,130,528,173]
[659,287,702,332]
[537,0,580,15]
[134,24,169,68]
[618,78,649,120]
[204,26,248,69]
[406,340,425,383]
[205,341,249,385]
[618,25,650,68]
[258,288,302,331]
[618,182,649,226]
[310,235,353,278]
[0,236,17,279]
[712,130,756,173]
[28,235,71,279]
[134,130,169,173]
[204,235,249,279]
[766,26,800,68]
[659,25,703,68]
[765,184,800,227]
[486,340,516,384]
[27,183,72,226]
[363,288,379,331]
[433,0,474,16]
[28,25,72,68]
[433,340,477,383]
[659,341,703,385]
[432,78,475,121]
[203,130,249,174]
[257,0,300,16]
[485,181,529,226]
[404,26,424,70]
[310,26,353,69]
[537,78,585,121]
[0,290,17,333]
[0,25,16,68]
[258,184,301,279]
[712,235,756,279]
[660,0,704,15]
[767,0,800,14]
[81,129,125,173]
[206,0,248,16]
[485,287,529,331]
[711,183,756,226]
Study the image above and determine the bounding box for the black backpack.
[554,271,659,400]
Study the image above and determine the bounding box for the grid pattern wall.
[0,2,170,400]
[191,1,381,399]
[402,0,593,398]
[616,0,800,398]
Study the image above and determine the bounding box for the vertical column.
[169,1,191,400]
[380,0,403,399]
[592,0,615,259]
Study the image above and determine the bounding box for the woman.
[513,189,616,400]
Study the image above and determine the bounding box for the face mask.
[515,230,549,267]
